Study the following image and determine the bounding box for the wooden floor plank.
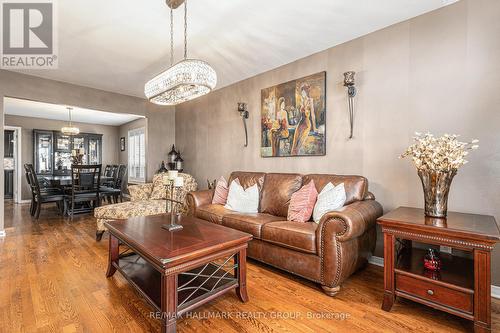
[1,201,498,332]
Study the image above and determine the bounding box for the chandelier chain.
[170,5,174,66]
[184,0,187,59]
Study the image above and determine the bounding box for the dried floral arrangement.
[400,132,479,172]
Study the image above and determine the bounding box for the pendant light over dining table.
[144,0,217,105]
[61,106,80,136]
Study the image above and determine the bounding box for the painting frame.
[260,71,326,158]
[120,137,125,151]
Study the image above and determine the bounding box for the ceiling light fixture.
[61,106,80,136]
[144,0,217,105]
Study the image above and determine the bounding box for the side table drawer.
[395,273,473,314]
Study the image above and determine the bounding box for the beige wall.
[4,114,120,200]
[176,0,500,283]
[0,70,175,231]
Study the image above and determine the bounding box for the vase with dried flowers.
[400,132,479,218]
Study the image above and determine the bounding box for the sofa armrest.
[186,189,214,215]
[317,199,383,243]
[316,199,383,288]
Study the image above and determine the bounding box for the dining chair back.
[24,163,65,219]
[104,165,112,177]
[68,164,102,219]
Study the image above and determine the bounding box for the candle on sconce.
[174,176,184,187]
[168,170,178,180]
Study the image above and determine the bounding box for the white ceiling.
[11,0,457,98]
[4,97,144,126]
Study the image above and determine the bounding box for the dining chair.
[103,165,112,177]
[100,164,127,203]
[67,164,102,219]
[25,164,66,220]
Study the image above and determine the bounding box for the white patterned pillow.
[224,178,259,213]
[312,182,347,223]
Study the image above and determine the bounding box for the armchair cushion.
[95,199,166,220]
[128,183,153,201]
[150,173,168,200]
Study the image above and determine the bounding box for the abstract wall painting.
[261,71,326,157]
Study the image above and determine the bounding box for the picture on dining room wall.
[120,137,125,151]
[261,71,326,157]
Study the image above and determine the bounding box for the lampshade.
[144,59,217,105]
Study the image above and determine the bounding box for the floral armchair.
[94,172,197,241]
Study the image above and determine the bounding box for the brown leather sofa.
[186,171,383,296]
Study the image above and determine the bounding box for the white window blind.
[128,128,146,182]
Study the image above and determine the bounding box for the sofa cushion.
[94,200,166,219]
[312,182,346,223]
[212,176,229,205]
[261,221,318,254]
[222,213,282,239]
[228,171,265,190]
[303,174,367,205]
[260,173,302,217]
[196,204,234,224]
[287,180,318,222]
[224,179,259,213]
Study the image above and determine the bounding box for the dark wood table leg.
[235,247,249,303]
[382,232,395,311]
[161,274,178,333]
[474,249,491,333]
[106,234,119,277]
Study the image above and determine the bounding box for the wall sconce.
[237,102,249,147]
[343,71,356,139]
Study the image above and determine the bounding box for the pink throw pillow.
[287,180,318,222]
[212,176,229,205]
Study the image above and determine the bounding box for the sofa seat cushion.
[222,213,282,239]
[196,204,234,224]
[94,200,166,220]
[261,221,318,254]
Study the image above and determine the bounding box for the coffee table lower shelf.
[113,254,239,315]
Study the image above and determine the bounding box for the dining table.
[38,175,115,186]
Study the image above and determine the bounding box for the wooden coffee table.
[104,214,253,333]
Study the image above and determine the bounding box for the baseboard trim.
[19,199,31,204]
[368,255,384,267]
[0,230,5,237]
[368,255,500,299]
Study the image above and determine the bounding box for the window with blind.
[128,127,146,183]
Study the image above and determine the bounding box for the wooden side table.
[378,207,500,333]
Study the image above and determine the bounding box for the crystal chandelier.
[61,106,80,136]
[145,0,217,105]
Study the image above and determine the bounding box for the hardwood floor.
[1,202,499,332]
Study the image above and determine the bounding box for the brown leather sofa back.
[228,171,266,190]
[302,174,368,205]
[260,173,302,217]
